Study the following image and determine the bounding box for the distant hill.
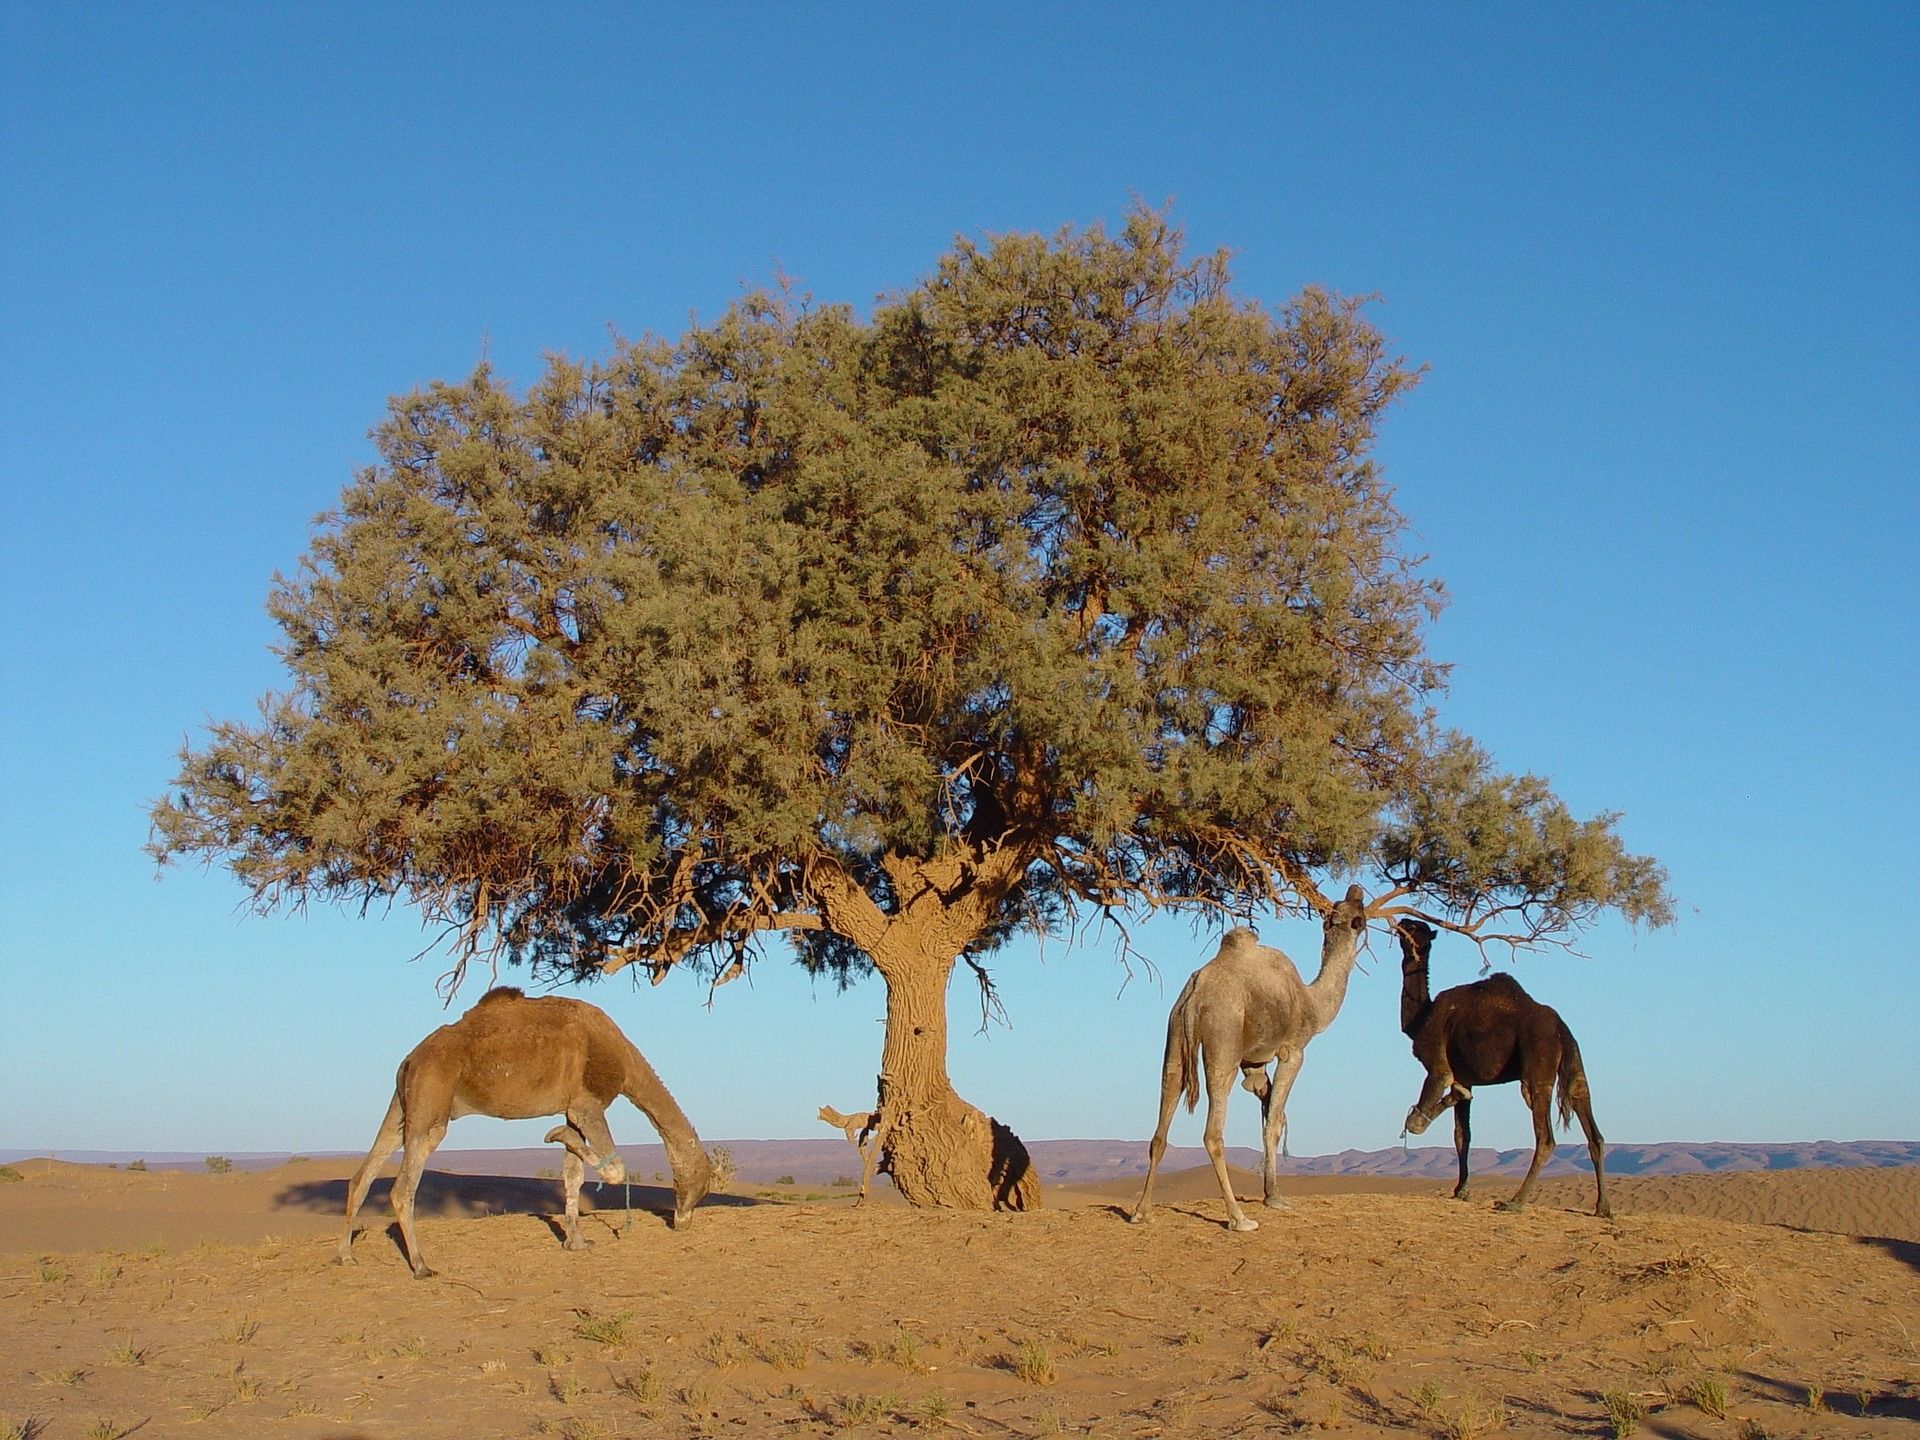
[6,1138,1915,1182]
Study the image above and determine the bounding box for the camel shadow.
[277,1171,762,1227]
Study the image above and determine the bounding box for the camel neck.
[1399,962,1432,1036]
[1305,934,1361,1032]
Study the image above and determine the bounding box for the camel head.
[1394,918,1436,969]
[1323,884,1367,942]
[672,1148,714,1228]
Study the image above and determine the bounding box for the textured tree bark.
[868,938,1040,1211]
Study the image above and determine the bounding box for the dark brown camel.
[1396,919,1611,1218]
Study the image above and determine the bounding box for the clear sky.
[2,3,1915,1164]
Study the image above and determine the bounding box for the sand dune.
[2,1159,1916,1437]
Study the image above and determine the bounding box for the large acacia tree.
[153,211,1669,1209]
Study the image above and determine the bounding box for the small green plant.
[575,1309,638,1349]
[841,1392,888,1424]
[221,1315,260,1345]
[696,1330,742,1369]
[532,1344,572,1367]
[1174,1326,1204,1348]
[1685,1374,1728,1419]
[83,1422,125,1440]
[36,1261,66,1285]
[1411,1380,1444,1419]
[37,1367,84,1387]
[1012,1339,1055,1386]
[126,1159,146,1172]
[104,1341,146,1367]
[773,1174,796,1186]
[203,1156,233,1174]
[284,1397,321,1417]
[0,1166,23,1183]
[1602,1389,1645,1439]
[550,1373,585,1405]
[680,1379,715,1409]
[1802,1382,1825,1413]
[2,1418,36,1440]
[392,1336,428,1360]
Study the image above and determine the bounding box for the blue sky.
[3,3,1915,1163]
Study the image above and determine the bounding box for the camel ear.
[1343,883,1364,906]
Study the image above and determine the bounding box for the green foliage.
[152,206,1666,986]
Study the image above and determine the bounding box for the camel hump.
[476,986,526,1005]
[1216,925,1262,953]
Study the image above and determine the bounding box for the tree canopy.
[153,208,1669,1206]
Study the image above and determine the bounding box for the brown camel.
[1396,918,1611,1217]
[1131,885,1370,1232]
[337,987,712,1277]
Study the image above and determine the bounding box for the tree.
[152,209,1670,1209]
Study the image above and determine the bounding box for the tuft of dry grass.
[1011,1339,1056,1386]
[615,1367,664,1407]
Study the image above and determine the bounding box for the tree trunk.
[869,938,1041,1211]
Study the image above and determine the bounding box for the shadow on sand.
[275,1171,762,1226]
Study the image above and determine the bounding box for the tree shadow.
[276,1169,762,1226]
[1734,1369,1920,1422]
[1852,1232,1920,1277]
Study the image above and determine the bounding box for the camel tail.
[1554,1019,1587,1133]
[1166,975,1202,1114]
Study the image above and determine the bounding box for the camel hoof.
[1594,1203,1614,1220]
[1228,1216,1260,1233]
[1451,1189,1472,1202]
[1127,1209,1152,1225]
[1493,1200,1525,1214]
[411,1266,437,1280]
[334,1254,355,1267]
[1262,1196,1293,1212]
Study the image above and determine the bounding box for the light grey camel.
[1396,918,1611,1217]
[1131,885,1370,1231]
[337,987,712,1277]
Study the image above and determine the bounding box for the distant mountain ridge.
[6,1138,1915,1182]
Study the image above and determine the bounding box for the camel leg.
[1129,1048,1187,1225]
[544,1125,596,1250]
[565,1101,626,1185]
[1403,1066,1460,1135]
[1202,1059,1257,1233]
[1451,1096,1473,1199]
[337,1092,405,1265]
[1497,1081,1555,1213]
[1259,1050,1304,1211]
[1572,1093,1610,1219]
[558,1146,588,1250]
[391,1115,448,1278]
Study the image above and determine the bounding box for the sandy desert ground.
[2,1158,1916,1438]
